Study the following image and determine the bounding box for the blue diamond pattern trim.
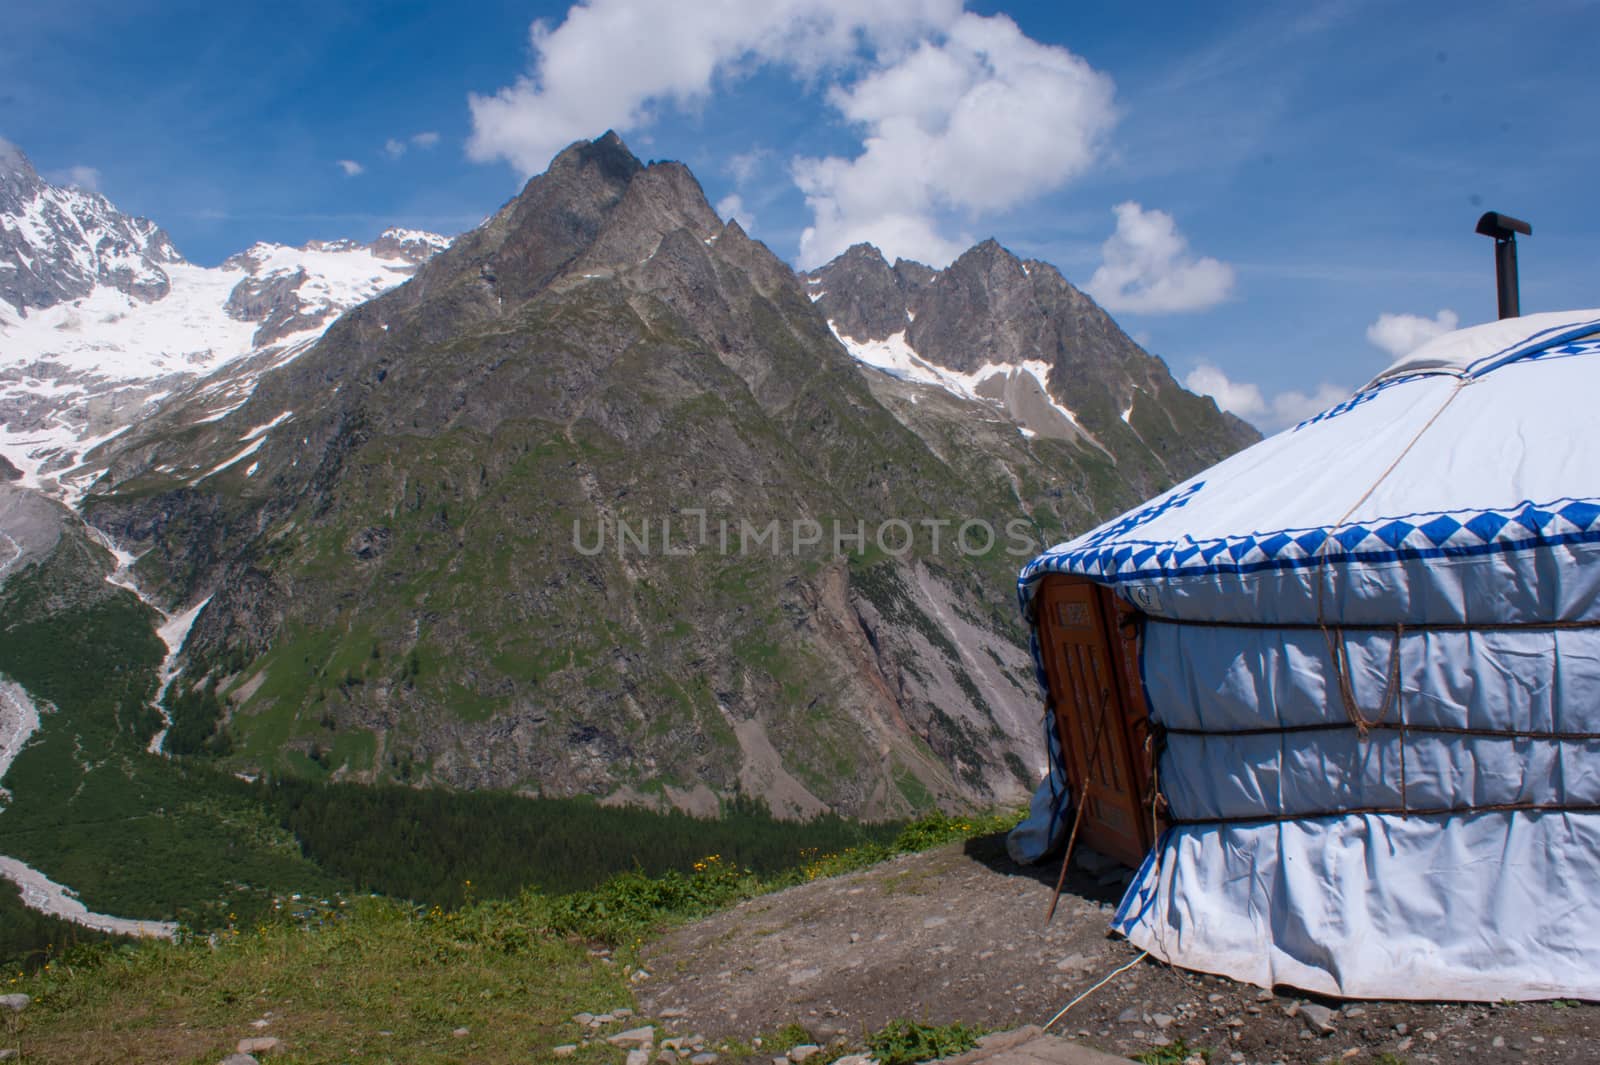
[1018,495,1600,601]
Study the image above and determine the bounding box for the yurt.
[1009,308,1600,1000]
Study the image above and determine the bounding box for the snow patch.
[242,409,293,441]
[197,437,265,481]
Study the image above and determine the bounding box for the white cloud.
[336,159,364,176]
[715,193,755,232]
[385,131,442,161]
[793,13,1116,267]
[1366,309,1459,358]
[1086,202,1234,314]
[465,2,1115,268]
[47,165,102,191]
[726,148,767,185]
[1185,362,1349,433]
[1185,363,1264,420]
[467,0,962,178]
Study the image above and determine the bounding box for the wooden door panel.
[1036,575,1156,869]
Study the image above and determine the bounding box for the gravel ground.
[638,833,1600,1063]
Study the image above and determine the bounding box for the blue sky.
[4,0,1596,429]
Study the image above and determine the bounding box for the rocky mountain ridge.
[2,131,1255,824]
[806,241,1256,472]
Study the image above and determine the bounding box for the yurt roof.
[1019,309,1600,624]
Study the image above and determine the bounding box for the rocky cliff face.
[42,132,1256,821]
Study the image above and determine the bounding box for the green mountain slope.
[76,133,1254,819]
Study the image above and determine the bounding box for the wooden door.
[1035,574,1158,868]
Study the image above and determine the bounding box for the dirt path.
[639,833,1600,1063]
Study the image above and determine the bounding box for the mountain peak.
[545,130,644,187]
[0,138,184,313]
[948,237,1022,275]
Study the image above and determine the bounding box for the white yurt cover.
[1010,310,1600,1000]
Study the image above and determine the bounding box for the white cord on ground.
[1041,950,1151,1032]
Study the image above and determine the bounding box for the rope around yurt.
[1314,375,1466,736]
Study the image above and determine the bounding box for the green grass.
[5,810,1019,1063]
[864,1019,986,1065]
[7,897,633,1065]
[1135,1038,1212,1064]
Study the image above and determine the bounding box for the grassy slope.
[7,812,1012,1065]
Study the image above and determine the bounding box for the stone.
[1342,1006,1366,1019]
[788,1045,823,1062]
[1394,1023,1408,1035]
[220,1056,259,1065]
[552,1047,578,1059]
[1299,1002,1336,1034]
[237,1037,283,1055]
[1256,989,1275,1001]
[1055,952,1094,972]
[1152,1013,1175,1029]
[1493,1036,1506,1049]
[626,1050,651,1065]
[574,1013,595,1025]
[689,1055,718,1065]
[834,1057,876,1065]
[660,1007,687,1018]
[0,995,26,1013]
[452,1027,470,1038]
[974,1027,1044,1053]
[614,1007,635,1018]
[250,1019,271,1029]
[1117,1007,1140,1024]
[609,1026,657,1049]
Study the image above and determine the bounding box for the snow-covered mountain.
[0,140,450,497]
[803,240,1257,478]
[0,137,182,311]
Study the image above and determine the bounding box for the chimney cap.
[1476,211,1532,239]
